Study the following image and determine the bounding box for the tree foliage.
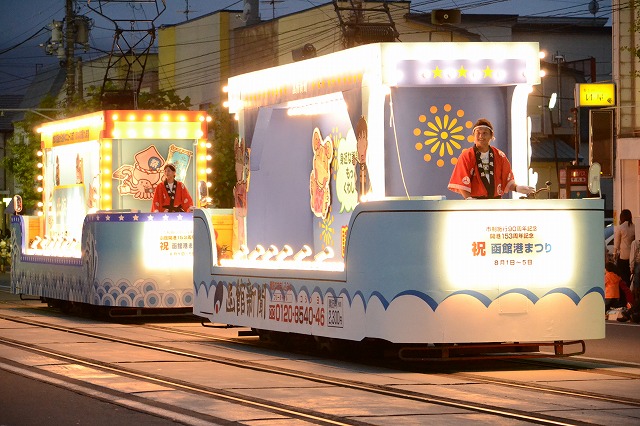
[208,105,238,208]
[65,86,192,115]
[137,90,192,110]
[2,95,60,213]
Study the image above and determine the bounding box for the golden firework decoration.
[320,212,335,247]
[413,104,473,167]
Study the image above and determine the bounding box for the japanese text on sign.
[225,280,267,319]
[471,222,553,266]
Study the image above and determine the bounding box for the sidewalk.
[0,272,14,299]
[0,273,44,305]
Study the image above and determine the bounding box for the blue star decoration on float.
[85,212,190,222]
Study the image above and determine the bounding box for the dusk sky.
[0,1,612,95]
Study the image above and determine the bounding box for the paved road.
[1,273,638,425]
[0,368,182,426]
[0,275,187,426]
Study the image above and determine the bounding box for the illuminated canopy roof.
[226,42,541,113]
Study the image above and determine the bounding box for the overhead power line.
[0,27,49,56]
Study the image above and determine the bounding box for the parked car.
[605,223,614,262]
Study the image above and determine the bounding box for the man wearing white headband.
[448,118,534,199]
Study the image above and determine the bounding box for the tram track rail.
[0,337,360,426]
[143,323,640,384]
[0,332,595,426]
[143,323,640,407]
[0,311,639,425]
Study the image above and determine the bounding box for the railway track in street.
[1,303,639,425]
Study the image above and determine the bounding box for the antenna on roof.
[261,0,283,19]
[179,0,197,21]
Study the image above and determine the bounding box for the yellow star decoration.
[413,105,466,168]
[458,66,467,78]
[320,213,335,247]
[483,65,493,78]
[432,66,443,78]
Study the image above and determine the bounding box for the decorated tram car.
[9,110,221,315]
[191,42,605,358]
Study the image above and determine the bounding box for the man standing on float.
[448,118,534,200]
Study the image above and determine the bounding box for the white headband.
[473,125,494,134]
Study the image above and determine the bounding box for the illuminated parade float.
[10,110,211,313]
[193,42,605,357]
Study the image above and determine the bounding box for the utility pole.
[42,0,91,105]
[76,57,83,100]
[65,0,76,102]
[554,53,565,126]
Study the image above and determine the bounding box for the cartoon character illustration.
[235,137,245,182]
[310,127,334,219]
[112,145,165,200]
[76,154,84,184]
[55,156,60,186]
[353,116,371,200]
[87,174,100,211]
[165,144,193,183]
[234,137,250,245]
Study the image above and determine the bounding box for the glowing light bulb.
[314,246,334,262]
[261,245,279,261]
[248,245,265,260]
[233,244,249,260]
[275,245,293,261]
[293,245,312,261]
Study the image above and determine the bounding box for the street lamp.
[548,92,557,110]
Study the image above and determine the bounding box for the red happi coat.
[152,180,193,212]
[448,146,515,198]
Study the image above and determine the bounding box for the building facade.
[613,0,640,223]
